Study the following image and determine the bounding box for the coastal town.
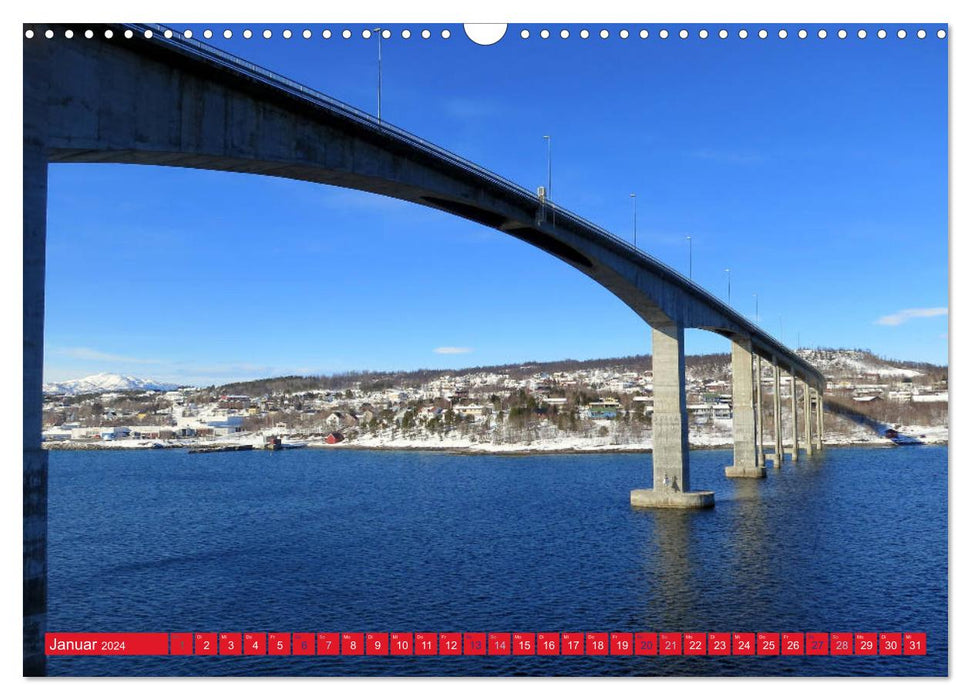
[41,348,948,453]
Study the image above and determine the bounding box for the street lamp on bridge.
[373,27,384,123]
[725,268,732,305]
[686,235,692,279]
[630,193,637,248]
[754,292,759,323]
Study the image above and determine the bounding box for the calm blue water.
[46,446,947,676]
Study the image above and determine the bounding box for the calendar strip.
[45,632,926,656]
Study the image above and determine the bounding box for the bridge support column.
[790,369,800,462]
[725,335,765,478]
[631,322,714,508]
[755,355,764,467]
[813,388,824,451]
[772,358,784,467]
[23,46,49,677]
[803,379,814,456]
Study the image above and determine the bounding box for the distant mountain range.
[43,372,179,395]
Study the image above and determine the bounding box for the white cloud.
[434,346,473,355]
[875,307,948,326]
[53,346,162,364]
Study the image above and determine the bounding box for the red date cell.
[781,633,804,656]
[586,632,608,656]
[758,632,780,655]
[316,633,339,655]
[513,633,535,655]
[341,632,364,656]
[855,632,878,655]
[488,633,510,655]
[194,633,217,656]
[464,633,486,655]
[218,633,241,656]
[170,633,192,656]
[659,632,682,656]
[610,632,633,656]
[414,633,437,656]
[733,632,755,656]
[831,632,853,656]
[879,633,902,655]
[439,633,462,656]
[903,633,927,656]
[366,632,388,656]
[244,633,266,655]
[806,633,829,656]
[293,633,315,655]
[390,633,413,656]
[635,632,658,656]
[708,633,731,656]
[561,633,585,656]
[268,633,290,655]
[683,632,706,656]
[537,633,559,656]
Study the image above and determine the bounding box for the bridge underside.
[23,25,826,674]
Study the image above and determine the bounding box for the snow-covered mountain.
[795,349,925,379]
[43,372,179,395]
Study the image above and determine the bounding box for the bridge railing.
[118,23,820,383]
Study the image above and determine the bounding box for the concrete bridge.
[23,23,825,673]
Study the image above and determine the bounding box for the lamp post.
[754,293,759,323]
[725,268,731,304]
[686,235,692,279]
[630,193,637,247]
[543,135,553,225]
[374,27,384,123]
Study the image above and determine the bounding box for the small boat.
[188,444,254,454]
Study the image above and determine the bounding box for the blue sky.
[43,23,948,385]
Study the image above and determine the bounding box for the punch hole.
[600,29,609,39]
[223,29,232,39]
[779,29,788,38]
[183,29,192,39]
[520,29,529,39]
[362,29,372,38]
[342,29,351,39]
[323,29,332,39]
[561,29,570,39]
[798,29,808,39]
[678,29,687,39]
[758,29,767,39]
[738,29,748,39]
[402,29,411,39]
[621,29,630,39]
[163,29,172,39]
[124,29,133,39]
[937,29,946,38]
[303,29,312,39]
[203,29,212,39]
[718,29,728,39]
[897,29,907,39]
[698,29,708,39]
[858,29,867,39]
[283,29,293,39]
[422,30,431,39]
[441,29,451,39]
[639,29,648,39]
[45,29,54,39]
[838,29,847,39]
[818,29,827,39]
[65,29,74,38]
[659,29,669,39]
[85,29,94,39]
[877,29,887,39]
[262,29,271,39]
[540,29,550,39]
[582,29,591,39]
[25,29,34,39]
[142,30,150,39]
[917,29,926,39]
[105,29,113,39]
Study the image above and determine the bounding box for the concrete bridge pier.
[772,358,784,467]
[813,388,824,451]
[23,47,48,676]
[631,322,714,508]
[755,355,765,467]
[725,334,766,478]
[803,379,814,456]
[789,369,800,462]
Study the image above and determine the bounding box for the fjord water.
[47,446,947,676]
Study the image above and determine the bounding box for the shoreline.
[41,438,946,455]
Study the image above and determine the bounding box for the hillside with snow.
[43,372,179,395]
